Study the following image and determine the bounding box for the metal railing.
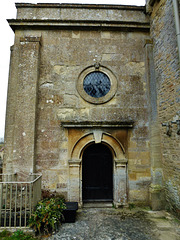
[0,173,42,229]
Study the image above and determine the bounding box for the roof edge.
[15,3,145,11]
[7,19,150,32]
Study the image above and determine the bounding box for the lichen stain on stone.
[57,109,76,120]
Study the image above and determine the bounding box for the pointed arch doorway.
[82,143,113,202]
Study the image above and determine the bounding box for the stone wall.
[35,28,150,204]
[4,4,152,206]
[146,0,180,215]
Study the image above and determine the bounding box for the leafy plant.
[28,197,66,234]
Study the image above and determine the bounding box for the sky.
[0,0,145,139]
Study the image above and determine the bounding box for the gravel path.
[46,207,180,240]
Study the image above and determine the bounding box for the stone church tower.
[3,0,180,215]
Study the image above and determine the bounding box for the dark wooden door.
[82,143,113,201]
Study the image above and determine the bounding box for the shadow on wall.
[0,146,4,173]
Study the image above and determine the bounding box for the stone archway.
[68,130,128,207]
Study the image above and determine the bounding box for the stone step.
[83,202,113,208]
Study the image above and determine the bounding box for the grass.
[0,230,39,240]
[129,203,135,210]
[173,217,180,224]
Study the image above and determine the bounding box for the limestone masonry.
[3,0,180,216]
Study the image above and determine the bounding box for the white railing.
[0,173,42,229]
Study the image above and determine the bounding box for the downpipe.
[173,0,180,62]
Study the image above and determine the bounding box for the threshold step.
[83,202,113,208]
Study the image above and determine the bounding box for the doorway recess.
[82,143,113,202]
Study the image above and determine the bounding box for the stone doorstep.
[83,202,113,208]
[146,210,168,218]
[146,210,180,235]
[149,218,173,231]
[157,232,180,240]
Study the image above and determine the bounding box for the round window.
[83,71,111,98]
[77,66,117,104]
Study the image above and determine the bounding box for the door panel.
[82,143,113,201]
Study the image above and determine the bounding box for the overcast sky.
[0,0,145,139]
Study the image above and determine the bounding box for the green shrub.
[28,197,66,234]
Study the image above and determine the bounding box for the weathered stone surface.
[146,0,180,215]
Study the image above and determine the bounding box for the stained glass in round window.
[83,71,111,98]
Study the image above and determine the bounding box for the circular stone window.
[77,66,117,104]
[83,71,111,98]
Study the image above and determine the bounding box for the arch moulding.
[70,131,126,162]
[68,131,128,207]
